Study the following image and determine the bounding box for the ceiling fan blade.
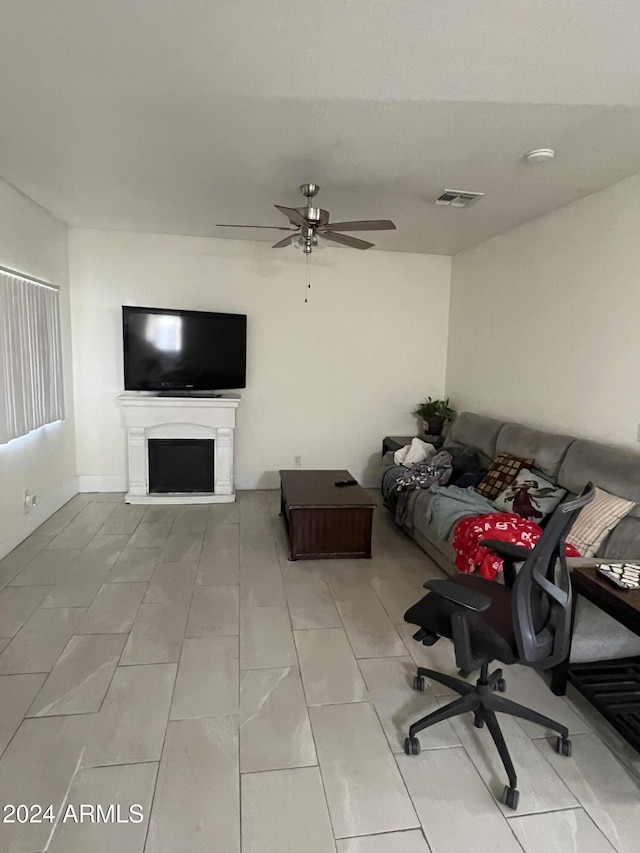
[323,232,374,250]
[272,234,297,248]
[322,219,396,232]
[274,205,309,228]
[216,224,297,230]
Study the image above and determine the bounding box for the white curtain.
[0,270,65,444]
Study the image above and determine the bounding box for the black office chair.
[403,485,594,810]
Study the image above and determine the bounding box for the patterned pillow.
[494,468,566,522]
[566,486,637,557]
[476,453,535,501]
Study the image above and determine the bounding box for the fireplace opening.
[148,439,214,493]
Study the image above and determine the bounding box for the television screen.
[122,306,247,391]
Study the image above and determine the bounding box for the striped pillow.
[566,486,637,557]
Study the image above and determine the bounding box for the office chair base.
[502,786,520,810]
[406,664,572,810]
[413,675,426,692]
[555,735,572,757]
[404,736,421,755]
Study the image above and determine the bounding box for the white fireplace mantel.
[117,393,241,504]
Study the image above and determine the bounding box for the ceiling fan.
[216,183,396,254]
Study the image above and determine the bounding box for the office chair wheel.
[412,675,426,692]
[501,785,520,810]
[496,677,507,693]
[555,736,572,757]
[404,736,421,755]
[473,712,484,729]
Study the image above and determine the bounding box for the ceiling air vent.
[435,189,484,208]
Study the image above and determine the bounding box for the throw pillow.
[494,468,566,522]
[566,486,637,558]
[476,453,535,501]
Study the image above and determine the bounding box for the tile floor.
[0,490,638,852]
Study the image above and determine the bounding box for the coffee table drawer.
[287,506,373,560]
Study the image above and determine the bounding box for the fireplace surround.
[118,393,240,504]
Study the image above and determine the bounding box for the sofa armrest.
[424,578,491,612]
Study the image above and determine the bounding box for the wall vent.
[435,189,484,208]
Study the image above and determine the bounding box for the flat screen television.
[122,306,247,392]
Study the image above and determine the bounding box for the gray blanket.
[424,485,497,540]
[391,451,453,527]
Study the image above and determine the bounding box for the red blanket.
[452,512,581,581]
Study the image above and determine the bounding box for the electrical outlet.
[294,455,302,468]
[23,489,37,511]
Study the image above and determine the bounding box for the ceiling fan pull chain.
[304,253,311,303]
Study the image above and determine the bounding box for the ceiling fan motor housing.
[296,184,329,226]
[293,207,329,225]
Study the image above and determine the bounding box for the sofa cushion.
[570,596,640,663]
[495,423,574,480]
[566,486,636,558]
[494,468,566,522]
[557,439,640,503]
[599,510,640,560]
[443,412,503,466]
[557,439,640,558]
[476,453,535,501]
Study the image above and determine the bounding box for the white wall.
[68,230,451,490]
[446,173,640,449]
[0,180,77,559]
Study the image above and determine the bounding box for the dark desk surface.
[279,470,376,509]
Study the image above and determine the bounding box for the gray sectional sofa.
[382,412,640,663]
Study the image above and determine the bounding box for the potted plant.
[412,397,455,436]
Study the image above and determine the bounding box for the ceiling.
[2,0,640,255]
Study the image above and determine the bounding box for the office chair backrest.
[512,484,595,669]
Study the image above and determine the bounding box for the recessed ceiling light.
[525,148,555,163]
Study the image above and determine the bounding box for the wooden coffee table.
[279,469,376,560]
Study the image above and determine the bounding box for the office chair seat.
[405,574,518,664]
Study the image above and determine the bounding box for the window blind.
[0,269,64,444]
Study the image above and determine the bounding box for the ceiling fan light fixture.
[291,233,327,253]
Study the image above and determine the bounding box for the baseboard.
[234,473,274,491]
[78,475,128,492]
[77,472,379,494]
[0,476,78,562]
[234,469,378,490]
